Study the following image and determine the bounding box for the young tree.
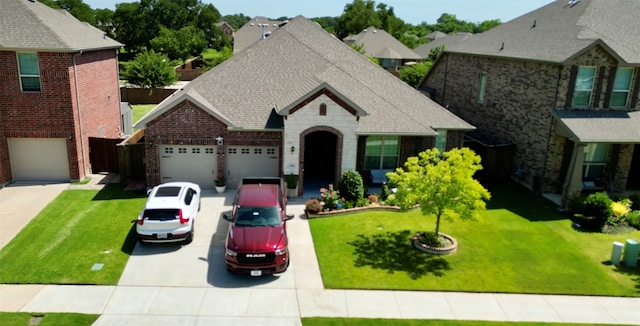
[386,148,491,237]
[121,50,177,90]
[151,26,207,62]
[398,61,432,88]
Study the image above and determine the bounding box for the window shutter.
[593,66,607,108]
[630,69,640,108]
[565,65,578,109]
[602,67,615,108]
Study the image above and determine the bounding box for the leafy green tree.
[398,61,432,88]
[202,46,233,70]
[112,2,148,52]
[427,44,446,62]
[386,148,491,237]
[151,26,207,61]
[209,25,233,50]
[475,19,501,33]
[94,8,115,38]
[121,50,177,90]
[222,13,251,30]
[335,0,380,40]
[312,16,339,34]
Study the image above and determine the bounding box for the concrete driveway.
[0,182,68,250]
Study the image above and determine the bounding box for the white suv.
[136,182,201,244]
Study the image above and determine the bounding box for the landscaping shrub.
[305,198,322,214]
[338,170,364,203]
[381,182,392,200]
[320,185,340,210]
[579,192,612,230]
[625,210,640,229]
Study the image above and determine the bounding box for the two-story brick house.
[420,0,640,205]
[0,0,123,185]
[134,17,474,191]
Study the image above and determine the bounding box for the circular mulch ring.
[412,232,458,255]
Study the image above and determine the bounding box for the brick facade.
[423,44,639,193]
[0,49,121,184]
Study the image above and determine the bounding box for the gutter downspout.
[72,50,87,180]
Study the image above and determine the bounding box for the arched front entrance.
[300,127,342,196]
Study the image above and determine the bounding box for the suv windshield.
[234,206,281,227]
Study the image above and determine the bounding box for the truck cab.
[223,178,294,276]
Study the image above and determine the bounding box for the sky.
[84,0,556,25]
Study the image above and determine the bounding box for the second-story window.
[572,67,596,107]
[610,68,634,108]
[17,52,41,92]
[477,72,487,103]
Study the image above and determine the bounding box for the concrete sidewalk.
[0,180,639,325]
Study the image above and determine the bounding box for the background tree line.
[38,0,500,89]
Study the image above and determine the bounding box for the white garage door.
[159,145,216,189]
[8,138,70,181]
[225,146,279,189]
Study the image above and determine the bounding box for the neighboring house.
[215,21,235,39]
[133,16,474,191]
[0,0,123,185]
[414,33,473,59]
[420,0,640,205]
[424,31,447,42]
[343,26,422,72]
[233,17,286,53]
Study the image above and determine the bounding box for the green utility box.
[622,239,639,268]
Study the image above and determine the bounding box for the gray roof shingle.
[344,26,421,60]
[0,0,121,51]
[445,0,640,64]
[553,109,640,143]
[137,16,473,135]
[414,33,473,58]
[233,17,286,53]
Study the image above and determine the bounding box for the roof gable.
[344,26,421,60]
[136,16,474,135]
[282,83,367,117]
[445,0,640,64]
[0,0,121,51]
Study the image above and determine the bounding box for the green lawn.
[0,312,98,326]
[0,185,146,284]
[309,185,640,296]
[302,318,632,326]
[131,104,156,125]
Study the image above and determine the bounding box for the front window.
[17,52,41,92]
[435,130,447,152]
[582,143,609,180]
[572,67,596,107]
[364,135,399,170]
[610,68,634,108]
[478,72,487,103]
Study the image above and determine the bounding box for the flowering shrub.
[320,184,340,210]
[611,201,630,218]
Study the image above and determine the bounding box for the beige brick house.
[0,0,123,185]
[420,0,640,204]
[134,17,474,192]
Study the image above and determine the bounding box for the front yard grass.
[0,312,98,326]
[302,318,631,326]
[309,184,640,296]
[0,185,146,284]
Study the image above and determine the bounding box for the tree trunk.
[434,212,442,237]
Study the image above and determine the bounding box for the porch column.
[562,141,585,210]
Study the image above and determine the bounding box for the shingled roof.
[136,16,473,135]
[445,0,640,64]
[344,26,421,60]
[414,33,473,58]
[0,0,121,51]
[233,17,286,53]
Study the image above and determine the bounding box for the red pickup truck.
[223,178,294,276]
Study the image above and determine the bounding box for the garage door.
[8,138,70,181]
[226,146,279,189]
[159,145,216,189]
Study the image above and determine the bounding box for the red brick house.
[0,0,123,185]
[134,17,473,191]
